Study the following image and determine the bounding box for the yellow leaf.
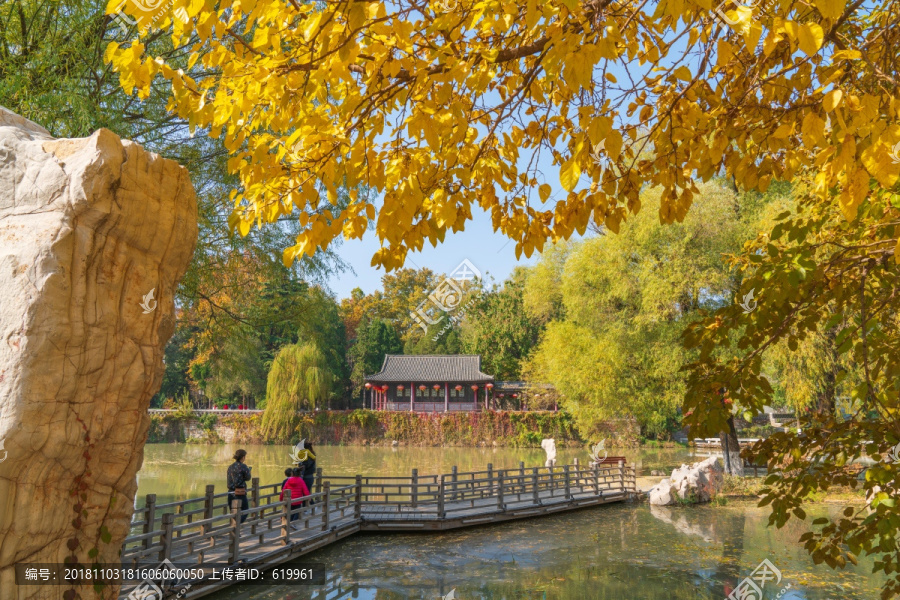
[801,112,826,147]
[798,23,824,56]
[822,89,843,112]
[560,159,581,192]
[539,184,552,201]
[743,21,762,52]
[839,168,870,220]
[673,66,692,81]
[815,0,846,20]
[347,2,366,31]
[772,123,793,139]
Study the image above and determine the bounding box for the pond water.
[137,445,881,599]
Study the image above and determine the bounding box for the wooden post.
[618,460,625,491]
[315,468,323,494]
[200,485,215,560]
[564,465,571,500]
[159,513,174,561]
[519,462,525,494]
[142,494,156,550]
[593,464,600,496]
[573,458,579,488]
[230,499,242,564]
[451,466,458,501]
[251,477,260,511]
[486,463,493,498]
[355,475,363,520]
[532,467,540,505]
[322,482,331,531]
[437,477,445,519]
[497,470,505,511]
[203,485,215,521]
[411,469,419,507]
[281,490,291,545]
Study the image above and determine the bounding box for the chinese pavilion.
[365,355,495,412]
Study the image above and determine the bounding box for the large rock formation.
[648,456,724,505]
[0,107,197,598]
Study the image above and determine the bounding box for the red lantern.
[471,385,479,391]
[365,383,372,389]
[433,384,441,390]
[499,393,505,398]
[455,385,463,391]
[486,383,494,389]
[512,393,518,398]
[397,385,405,391]
[419,385,427,391]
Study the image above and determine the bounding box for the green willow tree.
[525,182,753,441]
[261,342,334,440]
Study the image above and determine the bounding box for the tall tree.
[525,182,747,441]
[461,268,543,380]
[682,181,900,597]
[348,318,403,398]
[261,342,334,440]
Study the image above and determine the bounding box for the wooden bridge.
[119,459,636,599]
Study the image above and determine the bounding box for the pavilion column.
[444,383,449,413]
[411,382,415,412]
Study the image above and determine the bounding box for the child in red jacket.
[280,467,311,523]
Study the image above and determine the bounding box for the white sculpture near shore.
[589,439,607,466]
[648,456,724,505]
[541,438,557,467]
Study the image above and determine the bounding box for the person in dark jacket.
[227,449,252,523]
[300,441,317,497]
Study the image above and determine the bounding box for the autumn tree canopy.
[106,0,899,268]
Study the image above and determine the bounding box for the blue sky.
[324,204,540,300]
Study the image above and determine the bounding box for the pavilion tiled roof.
[366,355,494,383]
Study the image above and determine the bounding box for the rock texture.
[0,107,197,598]
[648,456,724,506]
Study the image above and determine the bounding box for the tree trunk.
[816,326,839,418]
[720,416,745,476]
[0,108,197,598]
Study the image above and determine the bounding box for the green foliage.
[171,391,194,418]
[525,182,747,440]
[461,268,543,380]
[682,182,900,598]
[348,318,402,395]
[196,413,218,431]
[261,342,334,439]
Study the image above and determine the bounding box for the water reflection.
[137,446,881,599]
[201,503,880,600]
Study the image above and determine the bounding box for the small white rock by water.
[648,456,724,505]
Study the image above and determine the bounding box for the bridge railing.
[123,462,636,566]
[122,482,359,568]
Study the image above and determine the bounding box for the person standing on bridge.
[227,449,252,523]
[280,467,311,526]
[300,440,317,500]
